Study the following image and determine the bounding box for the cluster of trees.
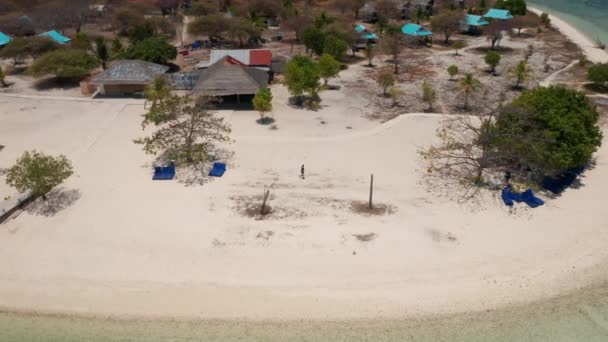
[284,53,341,107]
[422,86,602,190]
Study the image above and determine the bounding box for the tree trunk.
[369,174,374,209]
[261,189,270,215]
[393,60,399,74]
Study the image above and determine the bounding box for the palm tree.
[511,60,532,89]
[458,73,481,111]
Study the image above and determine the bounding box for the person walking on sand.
[301,164,305,179]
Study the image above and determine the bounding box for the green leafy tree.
[389,86,404,107]
[0,67,7,87]
[376,68,395,96]
[110,38,125,59]
[128,21,156,44]
[587,63,608,89]
[458,73,481,110]
[323,35,348,59]
[95,37,109,70]
[540,13,551,27]
[145,77,172,108]
[301,26,325,55]
[452,40,466,55]
[72,32,92,51]
[134,94,231,165]
[29,49,99,79]
[447,64,459,80]
[494,0,527,16]
[5,151,73,200]
[252,88,274,124]
[0,37,59,64]
[422,80,437,111]
[510,60,531,88]
[125,37,177,65]
[318,53,341,86]
[284,55,321,103]
[494,86,602,178]
[484,50,501,73]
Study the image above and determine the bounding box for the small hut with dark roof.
[192,56,269,104]
[92,60,169,96]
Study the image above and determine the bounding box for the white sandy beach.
[529,6,608,64]
[1,87,608,320]
[0,8,608,321]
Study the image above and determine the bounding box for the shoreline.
[528,6,608,63]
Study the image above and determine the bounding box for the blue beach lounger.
[208,162,226,177]
[152,162,175,180]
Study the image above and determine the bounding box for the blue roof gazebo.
[355,24,379,40]
[465,14,490,27]
[38,30,71,44]
[0,32,12,47]
[402,23,432,37]
[460,14,490,32]
[483,9,514,20]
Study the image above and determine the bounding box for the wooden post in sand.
[261,189,270,215]
[369,173,374,209]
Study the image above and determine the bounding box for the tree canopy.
[252,88,273,123]
[5,150,73,200]
[29,48,99,79]
[284,55,321,101]
[494,0,527,16]
[318,53,341,86]
[134,94,231,165]
[587,63,608,89]
[484,50,501,73]
[125,37,177,65]
[0,37,59,64]
[494,86,602,177]
[430,10,463,44]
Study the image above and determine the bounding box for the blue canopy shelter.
[39,30,71,44]
[353,24,379,49]
[460,14,490,32]
[402,23,432,37]
[484,9,514,20]
[0,32,12,47]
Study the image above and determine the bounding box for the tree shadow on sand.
[25,188,81,217]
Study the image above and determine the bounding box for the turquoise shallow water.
[2,284,608,341]
[529,0,608,44]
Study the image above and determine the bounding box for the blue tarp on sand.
[209,162,226,177]
[153,162,175,180]
[501,185,544,208]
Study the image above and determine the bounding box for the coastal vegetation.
[5,150,73,200]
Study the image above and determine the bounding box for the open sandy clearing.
[0,95,608,320]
